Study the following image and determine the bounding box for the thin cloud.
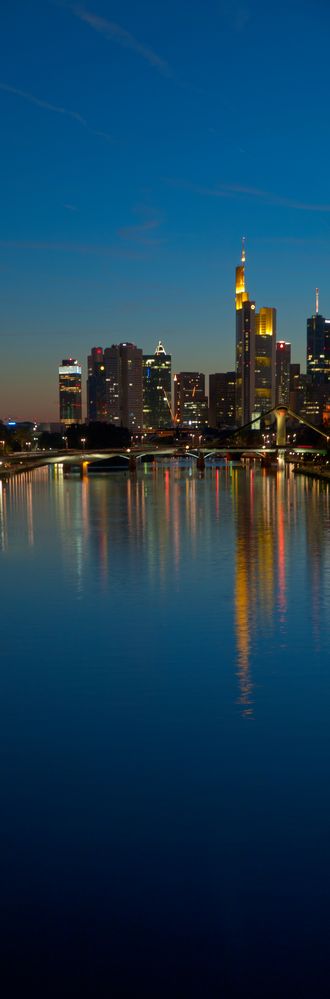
[117,218,165,246]
[0,81,113,142]
[164,178,330,213]
[0,82,86,123]
[63,203,79,212]
[0,240,153,260]
[72,5,173,77]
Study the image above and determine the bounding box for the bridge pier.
[64,462,84,478]
[196,452,205,472]
[275,407,288,447]
[129,454,137,474]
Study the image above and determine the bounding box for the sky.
[1,0,330,420]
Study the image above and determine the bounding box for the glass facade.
[209,372,236,427]
[254,307,276,416]
[143,341,172,429]
[87,348,107,422]
[307,313,330,385]
[59,358,82,424]
[276,341,291,406]
[174,372,208,427]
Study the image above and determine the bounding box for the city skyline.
[2,0,330,419]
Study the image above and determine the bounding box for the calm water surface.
[1,464,330,996]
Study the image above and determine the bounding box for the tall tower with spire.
[307,289,330,385]
[235,240,256,425]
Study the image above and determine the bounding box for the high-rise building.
[235,240,256,426]
[209,372,236,427]
[174,372,208,427]
[87,347,107,422]
[289,364,306,416]
[254,307,276,417]
[143,341,172,429]
[87,343,143,430]
[276,341,291,406]
[235,242,277,426]
[307,290,330,385]
[104,346,121,425]
[119,343,143,432]
[59,358,82,424]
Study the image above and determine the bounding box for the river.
[0,464,330,996]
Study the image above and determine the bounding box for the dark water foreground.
[0,464,330,997]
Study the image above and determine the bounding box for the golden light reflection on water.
[233,468,291,717]
[2,464,330,715]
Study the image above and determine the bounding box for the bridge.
[0,407,328,477]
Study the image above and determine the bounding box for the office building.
[119,342,143,432]
[289,364,306,416]
[209,372,236,427]
[87,343,143,431]
[59,358,82,424]
[307,290,330,385]
[174,372,208,427]
[254,307,276,418]
[87,347,107,422]
[143,341,172,429]
[276,342,291,406]
[235,240,256,426]
[104,346,121,425]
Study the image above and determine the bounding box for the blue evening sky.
[1,0,330,419]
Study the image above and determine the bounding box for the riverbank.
[293,463,330,482]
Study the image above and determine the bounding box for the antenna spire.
[316,287,319,314]
[241,236,246,264]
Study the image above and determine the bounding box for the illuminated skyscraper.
[276,341,291,406]
[209,372,236,427]
[307,290,330,385]
[289,364,306,415]
[59,358,82,424]
[87,347,107,422]
[235,240,256,425]
[174,372,208,427]
[104,346,121,425]
[143,341,172,429]
[119,343,143,432]
[254,307,276,416]
[87,343,143,430]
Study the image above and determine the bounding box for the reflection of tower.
[233,470,277,715]
[0,481,7,550]
[304,476,329,651]
[235,240,256,426]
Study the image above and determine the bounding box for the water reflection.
[1,464,330,717]
[233,469,292,715]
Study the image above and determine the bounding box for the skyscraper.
[119,343,143,432]
[143,341,172,429]
[289,364,306,416]
[104,346,121,425]
[235,240,256,426]
[59,358,82,424]
[276,341,291,406]
[307,290,330,385]
[174,373,208,427]
[87,343,143,430]
[254,307,276,417]
[209,372,236,427]
[87,347,107,422]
